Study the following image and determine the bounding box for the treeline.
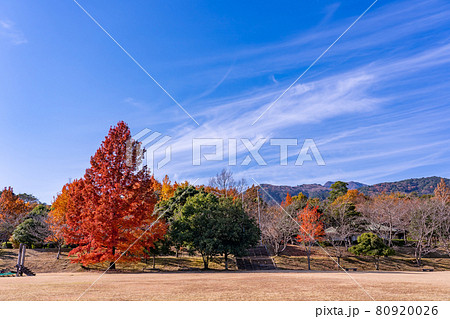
[1,121,449,271]
[0,188,50,246]
[258,179,450,268]
[1,122,261,270]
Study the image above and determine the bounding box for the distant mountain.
[260,183,330,203]
[323,181,367,190]
[358,176,450,196]
[260,176,448,203]
[261,180,367,203]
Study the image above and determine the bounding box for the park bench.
[422,268,434,272]
[344,267,357,271]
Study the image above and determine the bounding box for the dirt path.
[0,271,449,301]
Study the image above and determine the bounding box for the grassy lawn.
[1,271,449,301]
[2,246,449,301]
[0,248,237,273]
[274,255,450,271]
[2,245,449,273]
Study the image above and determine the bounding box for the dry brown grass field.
[1,247,449,301]
[0,271,449,301]
[2,245,450,273]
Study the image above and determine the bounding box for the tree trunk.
[152,255,156,269]
[375,257,379,270]
[415,245,422,267]
[307,244,311,271]
[56,244,61,260]
[110,246,116,270]
[224,252,229,270]
[389,231,392,247]
[203,255,209,270]
[388,220,393,247]
[337,256,341,269]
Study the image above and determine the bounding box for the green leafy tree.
[158,185,202,257]
[17,193,40,205]
[27,204,49,218]
[216,197,260,270]
[145,237,173,269]
[171,192,220,269]
[12,205,50,246]
[328,181,348,202]
[291,192,308,210]
[349,232,394,270]
[157,185,201,221]
[170,192,260,270]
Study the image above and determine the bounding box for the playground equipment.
[1,243,35,277]
[0,270,16,277]
[15,244,35,276]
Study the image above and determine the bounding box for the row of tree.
[2,121,449,271]
[1,122,261,270]
[255,179,450,268]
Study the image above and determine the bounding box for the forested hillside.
[261,176,449,203]
[358,176,450,196]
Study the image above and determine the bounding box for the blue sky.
[1,0,449,203]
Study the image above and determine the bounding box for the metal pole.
[16,244,22,276]
[21,245,26,268]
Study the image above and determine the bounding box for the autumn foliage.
[47,183,71,258]
[296,204,325,244]
[62,122,166,267]
[281,192,293,207]
[0,187,29,241]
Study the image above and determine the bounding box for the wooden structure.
[236,246,277,270]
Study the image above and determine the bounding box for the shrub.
[391,239,406,246]
[1,242,13,249]
[9,236,20,248]
[349,232,395,270]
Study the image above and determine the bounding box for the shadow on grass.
[0,250,16,260]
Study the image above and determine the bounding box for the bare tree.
[358,193,407,246]
[209,169,246,197]
[260,205,297,255]
[325,201,354,267]
[408,198,439,266]
[434,179,450,257]
[430,197,450,257]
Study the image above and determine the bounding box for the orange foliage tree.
[63,122,166,269]
[47,183,71,259]
[434,178,450,204]
[296,204,324,270]
[281,192,293,207]
[0,187,29,242]
[160,175,176,201]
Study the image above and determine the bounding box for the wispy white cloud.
[170,0,450,87]
[0,19,27,45]
[136,0,450,186]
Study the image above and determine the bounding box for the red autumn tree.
[64,121,166,269]
[296,204,324,270]
[0,187,29,242]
